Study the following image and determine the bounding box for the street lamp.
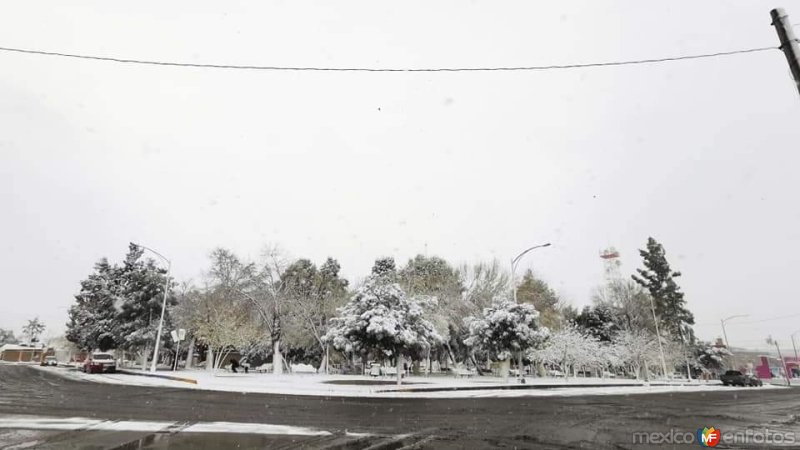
[791,329,800,366]
[647,295,669,379]
[509,242,551,382]
[510,243,551,303]
[131,242,172,373]
[720,315,748,351]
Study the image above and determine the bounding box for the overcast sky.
[1,1,799,350]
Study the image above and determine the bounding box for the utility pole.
[767,336,792,386]
[770,8,800,96]
[648,296,669,379]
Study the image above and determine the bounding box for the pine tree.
[574,304,619,342]
[66,258,121,351]
[631,237,694,339]
[516,270,562,329]
[115,244,175,359]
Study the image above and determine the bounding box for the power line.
[0,44,778,73]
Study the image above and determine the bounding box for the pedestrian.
[243,361,250,374]
[230,359,240,373]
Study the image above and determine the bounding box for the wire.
[0,44,778,73]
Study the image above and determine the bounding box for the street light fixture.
[131,242,172,373]
[510,243,551,303]
[720,314,748,350]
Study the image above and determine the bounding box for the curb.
[377,381,722,393]
[117,369,198,384]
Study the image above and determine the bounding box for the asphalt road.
[1,365,799,449]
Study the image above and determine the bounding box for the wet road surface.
[1,364,799,449]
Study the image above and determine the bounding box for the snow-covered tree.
[115,244,176,366]
[529,325,599,379]
[188,288,265,372]
[22,317,46,344]
[282,257,349,372]
[695,342,733,374]
[465,297,548,378]
[399,255,464,370]
[324,259,441,385]
[206,246,290,374]
[612,330,659,380]
[66,258,123,352]
[0,328,18,345]
[573,304,619,342]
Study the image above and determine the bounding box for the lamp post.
[510,243,551,303]
[720,315,747,351]
[509,242,551,381]
[790,329,800,378]
[131,242,171,373]
[647,294,669,379]
[766,336,791,385]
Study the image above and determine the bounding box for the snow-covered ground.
[0,414,339,436]
[34,365,782,398]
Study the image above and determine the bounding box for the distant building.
[753,355,787,379]
[0,343,49,362]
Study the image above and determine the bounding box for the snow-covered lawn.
[35,365,783,398]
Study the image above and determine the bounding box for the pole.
[679,326,692,381]
[773,341,791,385]
[173,338,181,371]
[510,243,551,304]
[792,334,798,378]
[510,258,517,303]
[720,319,730,349]
[150,261,171,373]
[771,8,800,96]
[648,296,669,379]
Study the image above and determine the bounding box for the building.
[0,343,49,362]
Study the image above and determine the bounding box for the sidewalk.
[36,365,772,399]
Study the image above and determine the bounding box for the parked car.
[40,356,58,367]
[82,352,117,374]
[720,370,763,387]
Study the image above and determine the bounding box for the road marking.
[0,416,331,436]
[183,421,331,435]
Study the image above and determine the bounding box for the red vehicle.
[82,352,117,374]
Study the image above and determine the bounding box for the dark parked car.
[720,370,763,387]
[82,352,116,374]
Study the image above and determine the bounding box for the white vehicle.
[82,352,117,374]
[40,356,58,367]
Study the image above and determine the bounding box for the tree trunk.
[273,340,283,374]
[140,346,149,370]
[185,338,195,369]
[517,351,524,380]
[206,347,214,371]
[396,355,403,386]
[320,350,329,375]
[499,358,510,381]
